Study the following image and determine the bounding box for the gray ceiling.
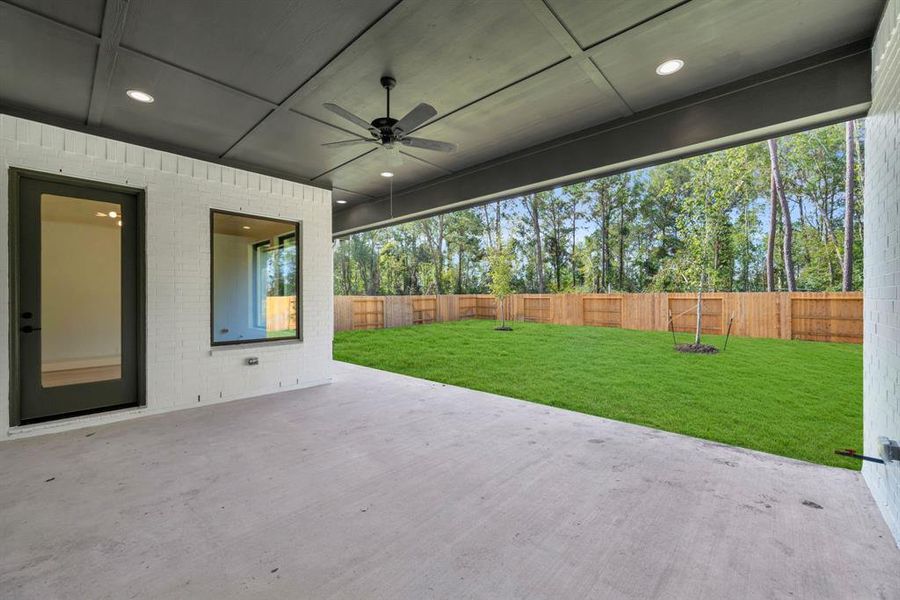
[0,0,885,212]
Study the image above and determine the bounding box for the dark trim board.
[7,168,147,426]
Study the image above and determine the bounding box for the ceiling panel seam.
[87,0,130,125]
[118,46,280,107]
[405,58,570,137]
[0,0,102,42]
[310,148,379,181]
[218,0,408,161]
[287,109,375,140]
[399,151,454,174]
[522,0,633,117]
[584,0,695,51]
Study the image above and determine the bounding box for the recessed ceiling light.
[655,59,684,76]
[117,220,122,227]
[108,211,118,218]
[242,225,251,230]
[380,171,394,178]
[126,89,154,103]
[336,199,348,204]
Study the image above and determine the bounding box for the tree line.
[334,120,864,295]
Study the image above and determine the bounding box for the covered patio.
[1,362,897,599]
[1,0,899,596]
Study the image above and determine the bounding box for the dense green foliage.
[334,321,862,469]
[334,121,864,294]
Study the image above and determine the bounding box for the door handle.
[20,325,41,333]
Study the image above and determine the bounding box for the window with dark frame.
[211,210,301,346]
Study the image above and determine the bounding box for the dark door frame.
[7,168,146,426]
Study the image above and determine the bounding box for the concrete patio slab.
[1,361,897,599]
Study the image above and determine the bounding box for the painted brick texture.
[0,114,333,438]
[865,0,900,546]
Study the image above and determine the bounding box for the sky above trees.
[334,120,864,295]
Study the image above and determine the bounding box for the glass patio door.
[15,173,142,424]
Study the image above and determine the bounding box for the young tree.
[488,239,514,330]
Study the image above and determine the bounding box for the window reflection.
[212,211,300,344]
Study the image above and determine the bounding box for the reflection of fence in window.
[266,296,297,332]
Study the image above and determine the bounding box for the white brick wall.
[0,115,333,439]
[865,0,900,547]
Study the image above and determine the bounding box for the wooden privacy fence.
[333,292,863,343]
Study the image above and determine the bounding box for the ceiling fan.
[321,77,456,154]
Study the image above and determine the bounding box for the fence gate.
[412,297,437,325]
[582,295,622,327]
[523,295,552,322]
[474,296,496,319]
[791,296,863,343]
[351,298,384,330]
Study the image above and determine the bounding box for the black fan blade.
[323,103,376,133]
[399,137,456,153]
[392,103,438,136]
[322,139,377,147]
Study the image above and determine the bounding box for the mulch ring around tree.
[675,343,719,354]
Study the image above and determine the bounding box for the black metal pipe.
[835,449,885,464]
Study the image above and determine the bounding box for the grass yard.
[334,320,863,469]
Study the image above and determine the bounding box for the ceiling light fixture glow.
[380,171,394,178]
[242,225,251,230]
[126,89,154,103]
[655,59,684,76]
[108,211,118,218]
[336,199,348,204]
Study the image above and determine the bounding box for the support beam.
[87,0,130,126]
[333,42,871,236]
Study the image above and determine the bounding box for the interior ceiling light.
[655,59,684,76]
[336,199,348,204]
[242,225,251,230]
[126,89,154,103]
[108,211,118,218]
[380,171,394,178]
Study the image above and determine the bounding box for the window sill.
[208,338,303,354]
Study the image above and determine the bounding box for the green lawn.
[334,320,863,469]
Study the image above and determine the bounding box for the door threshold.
[9,404,146,439]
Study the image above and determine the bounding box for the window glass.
[211,211,300,345]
